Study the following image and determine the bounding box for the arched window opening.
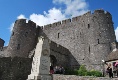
[97,39,100,44]
[88,24,90,29]
[58,33,60,38]
[17,44,20,50]
[25,32,28,37]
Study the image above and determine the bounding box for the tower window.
[108,22,110,27]
[80,32,81,35]
[89,45,90,53]
[110,46,112,51]
[97,39,100,44]
[107,16,109,19]
[25,32,28,37]
[17,44,20,50]
[58,33,60,38]
[88,24,90,29]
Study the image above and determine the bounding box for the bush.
[64,68,78,75]
[89,70,102,77]
[65,65,103,77]
[77,65,87,76]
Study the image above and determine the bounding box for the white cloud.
[29,0,88,26]
[9,23,14,32]
[9,14,26,32]
[17,14,26,19]
[53,0,88,17]
[30,8,65,26]
[9,0,89,32]
[115,27,118,41]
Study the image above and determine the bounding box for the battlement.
[53,21,61,26]
[93,9,112,16]
[27,20,36,27]
[43,9,112,30]
[44,21,62,30]
[15,19,26,24]
[94,9,105,14]
[62,19,71,24]
[105,11,111,16]
[14,19,36,28]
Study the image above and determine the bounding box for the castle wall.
[43,10,116,70]
[50,41,79,68]
[6,19,39,57]
[0,57,32,80]
[0,46,7,57]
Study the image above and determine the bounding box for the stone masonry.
[43,9,116,71]
[5,19,39,57]
[0,9,117,78]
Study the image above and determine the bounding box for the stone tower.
[6,19,39,57]
[0,38,5,48]
[43,9,116,70]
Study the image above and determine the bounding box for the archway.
[50,55,57,67]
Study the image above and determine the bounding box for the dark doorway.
[50,55,57,67]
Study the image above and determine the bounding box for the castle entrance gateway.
[50,55,57,67]
[27,36,52,80]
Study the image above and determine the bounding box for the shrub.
[65,65,103,77]
[89,70,102,77]
[64,68,78,75]
[77,65,87,76]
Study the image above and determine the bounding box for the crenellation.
[62,20,66,24]
[15,19,26,24]
[62,19,71,24]
[52,22,57,26]
[54,21,61,26]
[105,11,112,16]
[72,17,78,22]
[44,24,52,30]
[28,20,36,27]
[94,9,105,14]
[105,11,112,20]
[76,16,82,21]
[84,11,91,16]
[65,19,71,23]
[40,26,44,29]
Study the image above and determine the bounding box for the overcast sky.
[0,0,118,46]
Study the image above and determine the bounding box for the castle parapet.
[94,9,105,14]
[62,19,71,24]
[28,20,36,27]
[15,19,26,25]
[72,17,78,22]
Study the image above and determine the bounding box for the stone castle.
[0,9,117,79]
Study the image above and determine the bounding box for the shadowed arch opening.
[50,55,57,67]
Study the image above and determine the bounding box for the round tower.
[6,19,38,57]
[88,9,116,70]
